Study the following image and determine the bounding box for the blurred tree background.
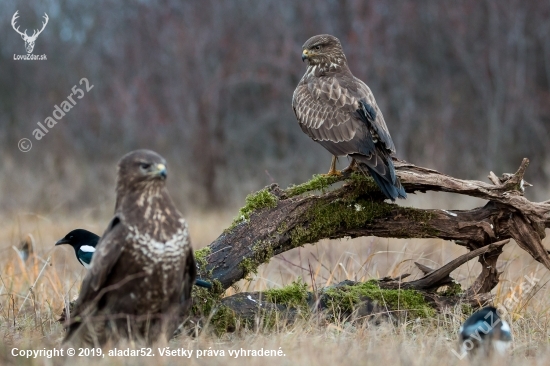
[0,0,549,217]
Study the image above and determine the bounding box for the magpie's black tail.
[195,278,213,289]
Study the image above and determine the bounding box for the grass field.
[1,198,550,365]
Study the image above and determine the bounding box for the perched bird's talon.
[342,159,358,174]
[323,169,342,177]
[321,156,342,177]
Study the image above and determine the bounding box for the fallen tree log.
[62,159,550,331]
[190,240,507,332]
[198,158,549,290]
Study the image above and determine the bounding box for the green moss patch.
[286,172,401,247]
[437,282,463,296]
[290,198,394,247]
[228,189,278,230]
[207,305,236,335]
[239,257,258,280]
[285,174,343,197]
[287,171,437,247]
[195,247,211,267]
[194,247,212,278]
[284,172,382,198]
[264,279,309,312]
[323,280,435,318]
[238,240,277,280]
[191,279,236,335]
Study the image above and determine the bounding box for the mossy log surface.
[191,244,505,333]
[200,158,550,300]
[197,276,489,333]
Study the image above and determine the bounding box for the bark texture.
[199,158,549,301]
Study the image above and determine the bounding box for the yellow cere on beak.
[302,49,309,62]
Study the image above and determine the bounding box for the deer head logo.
[11,11,49,54]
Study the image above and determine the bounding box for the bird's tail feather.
[365,165,406,201]
[351,152,406,201]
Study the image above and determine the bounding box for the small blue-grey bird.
[55,229,212,288]
[459,306,512,356]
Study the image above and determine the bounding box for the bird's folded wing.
[292,76,396,159]
[354,78,396,153]
[293,78,357,140]
[71,216,125,318]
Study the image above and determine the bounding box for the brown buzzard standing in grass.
[293,34,406,200]
[64,150,196,346]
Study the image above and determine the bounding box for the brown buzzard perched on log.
[292,34,406,200]
[64,150,196,346]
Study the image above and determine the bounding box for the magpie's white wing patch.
[80,245,95,253]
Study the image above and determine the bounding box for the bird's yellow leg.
[342,158,358,173]
[323,156,342,177]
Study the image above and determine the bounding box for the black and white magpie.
[55,229,96,268]
[55,229,213,288]
[459,306,512,356]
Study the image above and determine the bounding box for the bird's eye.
[69,236,73,239]
[140,163,151,170]
[314,45,321,50]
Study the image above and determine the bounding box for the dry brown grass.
[1,207,550,365]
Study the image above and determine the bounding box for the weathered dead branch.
[198,158,549,305]
[382,239,509,291]
[177,158,550,334]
